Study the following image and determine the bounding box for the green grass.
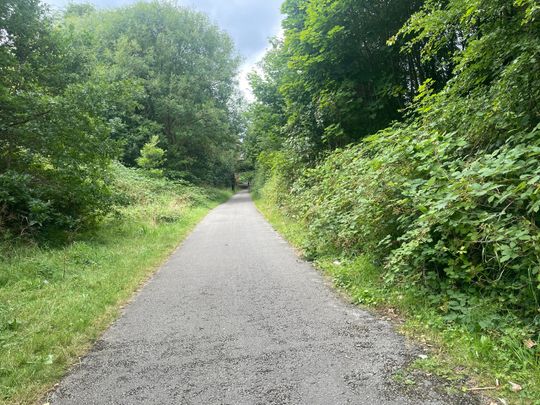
[0,168,230,404]
[254,195,540,404]
[253,198,308,250]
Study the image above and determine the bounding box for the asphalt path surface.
[49,191,476,404]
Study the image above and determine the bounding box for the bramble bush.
[254,0,540,335]
[278,121,540,327]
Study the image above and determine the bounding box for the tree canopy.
[65,1,242,183]
[245,0,458,164]
[0,0,242,234]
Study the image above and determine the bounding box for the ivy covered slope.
[247,0,539,400]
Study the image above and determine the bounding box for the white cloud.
[237,20,283,101]
[238,49,266,102]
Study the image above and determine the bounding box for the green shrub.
[261,120,539,333]
[0,166,115,237]
[254,0,540,334]
[252,151,296,206]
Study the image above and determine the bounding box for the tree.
[0,0,134,233]
[137,135,166,175]
[65,1,242,184]
[247,0,456,163]
[243,39,288,167]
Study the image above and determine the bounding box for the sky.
[46,0,284,100]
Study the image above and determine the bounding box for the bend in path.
[49,191,476,405]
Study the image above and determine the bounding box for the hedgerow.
[253,0,540,338]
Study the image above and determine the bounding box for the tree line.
[1,0,241,235]
[246,0,539,338]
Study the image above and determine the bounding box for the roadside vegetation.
[246,0,539,402]
[0,165,230,403]
[255,197,539,403]
[1,0,241,239]
[1,1,237,403]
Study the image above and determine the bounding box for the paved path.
[49,192,475,404]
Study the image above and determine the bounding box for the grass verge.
[254,196,540,404]
[0,167,230,404]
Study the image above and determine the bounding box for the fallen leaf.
[524,339,537,349]
[508,381,522,392]
[418,354,428,360]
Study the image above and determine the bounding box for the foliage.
[0,0,242,235]
[64,1,242,184]
[255,201,540,402]
[245,0,456,165]
[0,0,135,235]
[0,164,230,404]
[278,122,540,325]
[249,0,540,393]
[136,135,166,175]
[243,40,289,167]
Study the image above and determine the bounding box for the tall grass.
[0,165,230,404]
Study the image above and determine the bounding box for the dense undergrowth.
[0,164,230,404]
[253,109,540,332]
[248,0,540,401]
[255,196,540,402]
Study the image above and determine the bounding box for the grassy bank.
[254,196,540,404]
[0,166,230,404]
